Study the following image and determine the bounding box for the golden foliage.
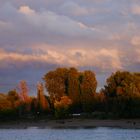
[67,68,80,104]
[0,94,12,111]
[43,68,68,100]
[54,96,72,109]
[37,83,50,111]
[105,71,140,97]
[19,80,30,102]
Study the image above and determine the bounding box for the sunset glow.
[0,0,140,93]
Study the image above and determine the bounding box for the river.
[0,127,139,140]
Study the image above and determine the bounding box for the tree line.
[0,67,140,120]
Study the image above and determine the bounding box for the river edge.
[0,119,140,129]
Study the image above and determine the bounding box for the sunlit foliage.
[0,93,12,111]
[103,71,140,118]
[54,96,72,118]
[0,69,140,119]
[37,83,50,112]
[43,67,97,113]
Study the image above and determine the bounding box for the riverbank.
[0,119,140,129]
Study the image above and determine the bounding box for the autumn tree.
[80,71,97,112]
[0,93,17,119]
[67,68,81,111]
[133,73,140,95]
[104,71,140,97]
[0,94,12,111]
[19,80,30,102]
[43,68,68,101]
[103,71,140,117]
[7,90,20,109]
[30,97,38,114]
[37,83,50,112]
[91,91,107,112]
[43,67,98,113]
[54,96,72,118]
[18,80,31,113]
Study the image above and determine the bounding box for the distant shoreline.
[0,119,140,129]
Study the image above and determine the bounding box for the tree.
[7,90,19,109]
[43,67,98,113]
[43,68,68,100]
[104,71,140,97]
[67,68,81,110]
[103,71,140,118]
[19,80,30,102]
[37,83,50,112]
[0,94,12,111]
[54,96,72,118]
[30,97,38,115]
[80,71,97,112]
[18,80,31,113]
[134,73,140,95]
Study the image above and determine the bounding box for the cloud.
[0,2,139,71]
[19,5,35,15]
[131,36,140,46]
[0,3,105,49]
[132,5,140,15]
[0,0,140,93]
[131,36,140,63]
[59,1,89,16]
[17,5,100,38]
[0,45,122,72]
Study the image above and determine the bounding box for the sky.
[0,0,140,94]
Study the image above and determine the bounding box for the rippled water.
[0,127,140,140]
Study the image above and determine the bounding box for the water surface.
[0,127,139,140]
